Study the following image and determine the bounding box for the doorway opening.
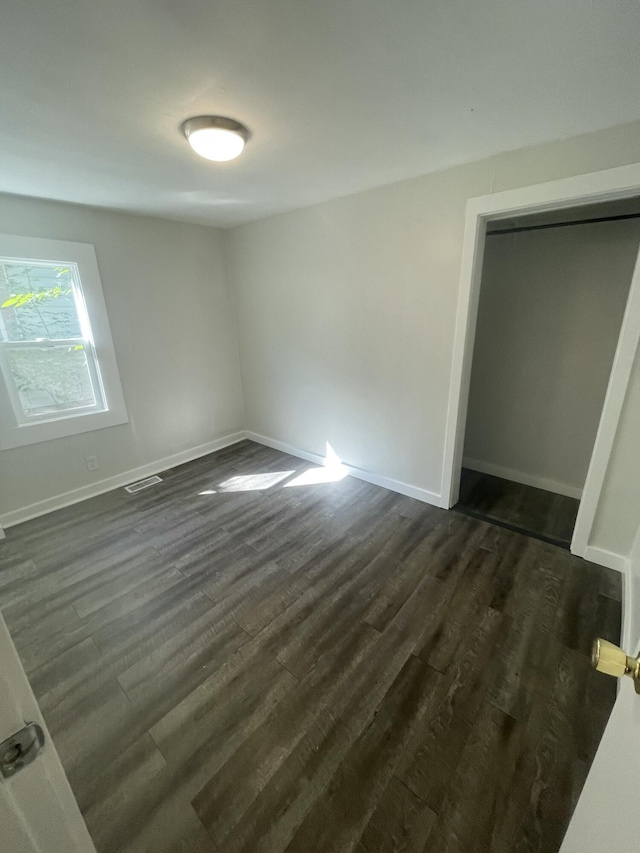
[454,199,640,547]
[441,163,640,563]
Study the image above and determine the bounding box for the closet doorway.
[441,164,640,561]
[457,200,640,546]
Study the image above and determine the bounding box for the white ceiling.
[2,1,640,228]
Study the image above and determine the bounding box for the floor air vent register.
[124,475,163,494]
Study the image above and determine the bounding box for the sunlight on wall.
[198,443,348,495]
[284,441,347,487]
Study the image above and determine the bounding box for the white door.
[561,528,640,852]
[0,613,96,853]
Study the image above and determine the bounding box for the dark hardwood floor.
[0,441,621,853]
[456,468,580,547]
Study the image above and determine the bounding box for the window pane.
[7,345,98,418]
[0,262,82,341]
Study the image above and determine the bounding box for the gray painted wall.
[463,219,639,496]
[0,194,244,520]
[226,119,640,558]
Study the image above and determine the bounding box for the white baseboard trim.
[582,545,629,574]
[246,431,441,507]
[0,431,247,529]
[462,457,583,500]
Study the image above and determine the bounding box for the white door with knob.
[0,613,96,853]
[561,529,640,853]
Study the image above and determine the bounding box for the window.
[0,260,105,421]
[0,234,128,450]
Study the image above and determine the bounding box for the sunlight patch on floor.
[199,443,348,495]
[216,471,295,492]
[284,465,347,487]
[285,441,347,487]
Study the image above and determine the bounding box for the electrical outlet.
[86,455,99,472]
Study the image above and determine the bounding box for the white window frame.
[0,234,128,450]
[0,259,106,425]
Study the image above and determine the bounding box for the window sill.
[0,407,129,450]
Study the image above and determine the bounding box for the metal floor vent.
[124,475,163,494]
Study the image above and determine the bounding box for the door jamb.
[440,162,640,559]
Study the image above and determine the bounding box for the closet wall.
[463,218,640,497]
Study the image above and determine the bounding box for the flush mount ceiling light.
[181,116,249,162]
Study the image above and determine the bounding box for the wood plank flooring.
[456,468,580,547]
[0,441,621,853]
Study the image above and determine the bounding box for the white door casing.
[0,613,96,853]
[440,161,640,562]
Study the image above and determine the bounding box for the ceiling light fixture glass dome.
[181,116,249,162]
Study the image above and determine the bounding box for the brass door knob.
[592,638,640,694]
